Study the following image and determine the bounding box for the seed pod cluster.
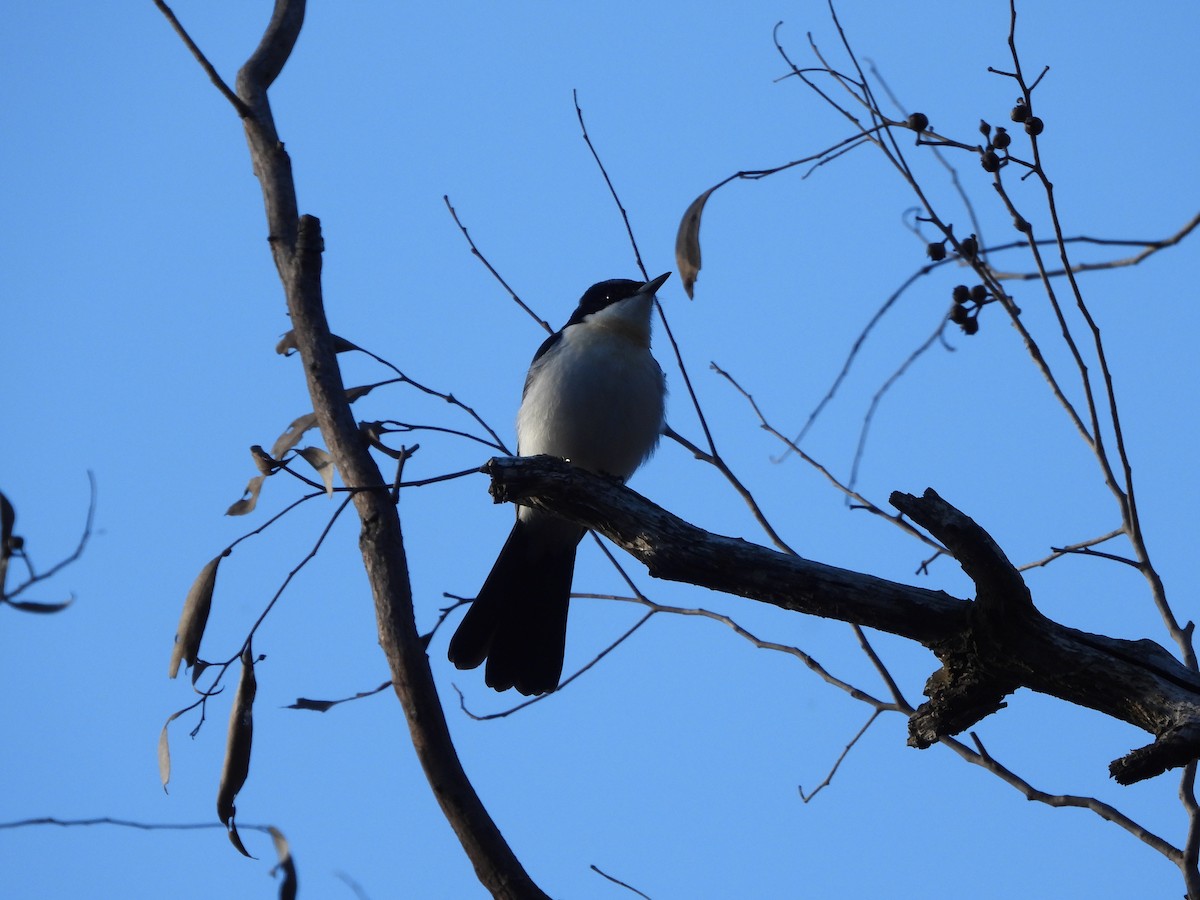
[979,117,1014,173]
[948,281,994,336]
[1010,97,1044,136]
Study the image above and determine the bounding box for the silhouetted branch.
[159,1,549,896]
[486,456,1200,784]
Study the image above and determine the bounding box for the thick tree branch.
[209,2,548,897]
[486,456,1200,784]
[486,458,965,643]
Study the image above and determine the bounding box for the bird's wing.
[523,329,564,399]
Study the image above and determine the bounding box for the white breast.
[517,301,665,481]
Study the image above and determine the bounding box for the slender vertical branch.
[159,2,548,896]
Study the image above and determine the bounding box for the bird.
[447,272,670,695]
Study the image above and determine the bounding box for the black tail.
[448,516,582,695]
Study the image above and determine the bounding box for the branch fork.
[488,460,1200,785]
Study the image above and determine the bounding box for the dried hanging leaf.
[675,186,716,299]
[169,555,223,678]
[270,412,319,460]
[267,826,298,900]
[296,447,335,495]
[218,645,257,857]
[344,383,377,403]
[8,597,74,614]
[231,380,376,518]
[287,697,337,713]
[226,476,265,517]
[157,707,190,793]
[226,821,252,858]
[189,659,211,687]
[251,445,281,476]
[286,680,393,712]
[275,332,300,356]
[275,329,360,357]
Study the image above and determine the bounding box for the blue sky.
[4,2,1199,897]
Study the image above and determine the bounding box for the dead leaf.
[276,330,359,357]
[169,555,223,678]
[275,332,299,356]
[8,597,74,614]
[217,645,257,857]
[267,826,298,900]
[251,445,280,476]
[286,680,393,712]
[270,412,319,461]
[296,447,335,495]
[157,707,190,792]
[344,384,377,403]
[226,476,265,517]
[675,186,716,298]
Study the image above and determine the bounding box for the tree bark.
[486,455,1200,784]
[230,3,549,896]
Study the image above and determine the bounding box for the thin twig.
[0,816,275,834]
[846,319,946,496]
[2,472,96,603]
[590,865,654,899]
[958,732,1180,861]
[709,363,942,551]
[1018,527,1126,570]
[443,194,550,334]
[799,711,881,802]
[151,1,249,115]
[573,90,647,280]
[571,93,722,463]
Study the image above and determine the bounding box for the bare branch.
[708,364,941,552]
[572,90,648,281]
[486,456,1200,782]
[799,711,882,803]
[590,865,654,899]
[1019,527,1126,570]
[0,816,275,834]
[150,1,247,115]
[157,0,550,893]
[990,211,1200,281]
[2,472,96,606]
[443,194,550,334]
[953,733,1180,860]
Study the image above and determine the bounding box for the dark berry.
[927,241,947,261]
[1024,116,1044,136]
[952,284,970,304]
[979,119,991,137]
[962,317,980,336]
[950,305,970,325]
[992,127,1011,149]
[959,235,978,259]
[1010,100,1030,123]
[970,284,988,304]
[981,150,1000,173]
[906,112,929,132]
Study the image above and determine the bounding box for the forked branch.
[157,1,548,896]
[486,455,1200,784]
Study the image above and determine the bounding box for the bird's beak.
[637,272,671,296]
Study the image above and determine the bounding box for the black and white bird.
[448,273,670,695]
